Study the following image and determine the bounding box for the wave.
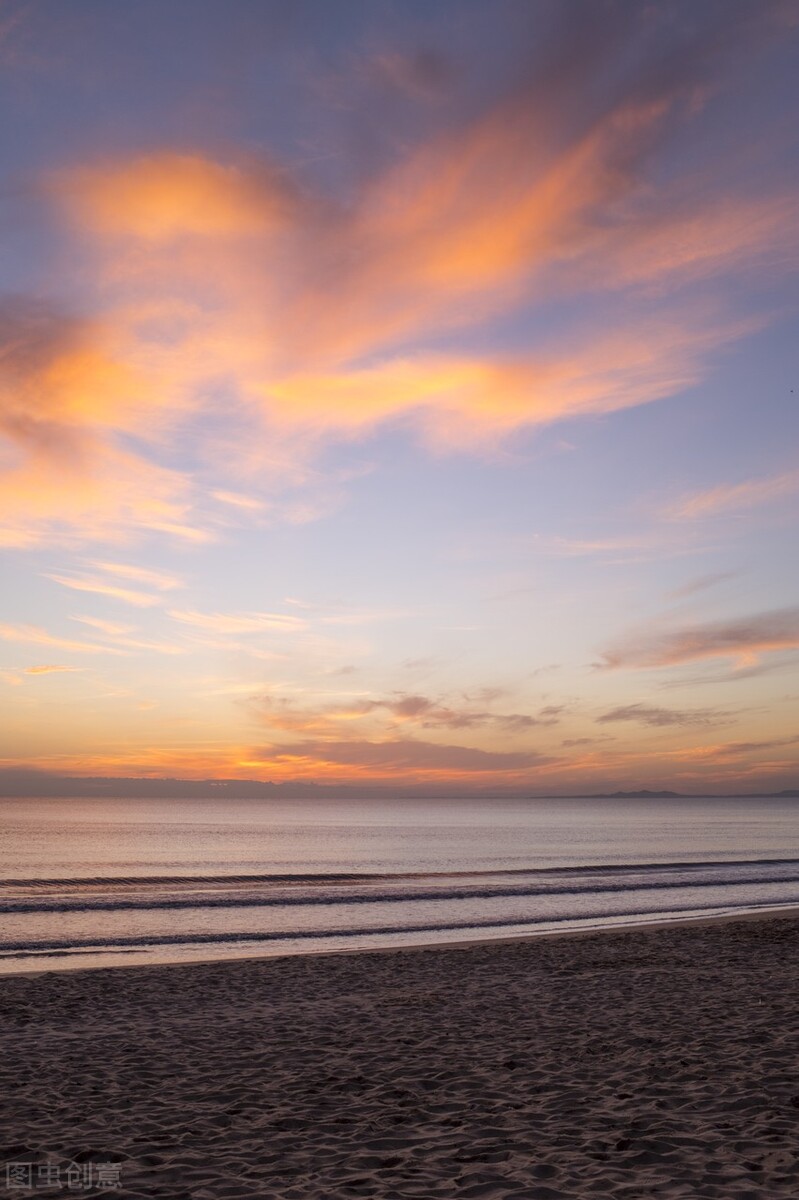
[2,858,799,914]
[2,856,799,888]
[0,897,792,958]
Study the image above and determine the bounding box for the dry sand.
[2,916,799,1199]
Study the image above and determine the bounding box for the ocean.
[1,794,799,974]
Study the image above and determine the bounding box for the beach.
[2,916,798,1200]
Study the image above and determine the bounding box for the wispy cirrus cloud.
[0,622,126,655]
[665,470,799,520]
[70,616,134,636]
[0,617,181,658]
[596,703,726,728]
[43,560,183,608]
[657,653,799,688]
[0,663,86,685]
[670,572,738,599]
[210,490,264,511]
[96,633,185,656]
[262,315,748,452]
[535,532,675,564]
[663,735,799,763]
[169,609,307,634]
[45,573,163,607]
[88,562,184,591]
[599,607,799,671]
[23,664,83,675]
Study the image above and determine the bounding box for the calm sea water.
[1,795,799,973]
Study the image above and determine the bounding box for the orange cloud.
[280,98,674,364]
[3,16,796,552]
[272,99,797,370]
[0,622,127,654]
[211,490,264,511]
[23,664,83,675]
[62,154,293,242]
[70,616,134,636]
[88,561,184,590]
[45,573,163,607]
[0,451,202,549]
[262,314,745,449]
[0,293,205,547]
[70,613,184,655]
[0,745,254,781]
[168,609,307,634]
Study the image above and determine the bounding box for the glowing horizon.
[1,0,798,795]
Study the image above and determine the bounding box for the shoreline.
[5,899,799,980]
[2,913,798,1198]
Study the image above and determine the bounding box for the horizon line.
[0,770,796,800]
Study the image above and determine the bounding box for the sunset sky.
[1,0,797,794]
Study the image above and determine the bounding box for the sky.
[0,0,798,795]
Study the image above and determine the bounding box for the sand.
[1,917,799,1199]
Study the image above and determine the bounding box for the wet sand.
[1,915,798,1198]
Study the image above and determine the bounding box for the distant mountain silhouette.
[0,770,796,800]
[585,789,682,798]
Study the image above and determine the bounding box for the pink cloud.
[599,607,799,670]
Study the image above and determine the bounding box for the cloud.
[562,737,608,747]
[71,612,186,655]
[70,616,134,636]
[583,194,799,292]
[318,607,411,627]
[0,622,126,654]
[211,490,264,511]
[169,609,307,634]
[599,607,799,670]
[281,0,795,366]
[368,49,452,101]
[280,595,414,627]
[1,2,795,550]
[0,5,27,66]
[260,316,743,451]
[374,692,551,731]
[532,527,709,563]
[23,664,83,675]
[657,653,799,688]
[256,690,557,736]
[666,735,799,763]
[709,735,799,760]
[0,298,204,547]
[62,154,294,242]
[259,737,549,774]
[97,634,185,656]
[88,562,184,590]
[665,471,799,519]
[596,703,725,728]
[670,572,738,599]
[45,573,163,607]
